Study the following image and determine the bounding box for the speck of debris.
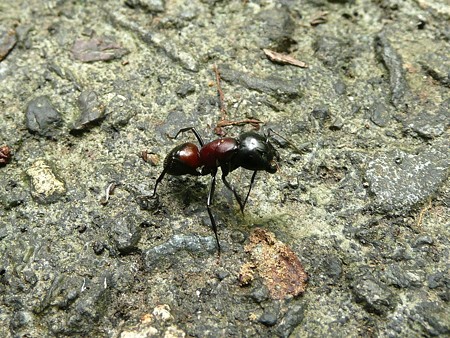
[0,145,12,166]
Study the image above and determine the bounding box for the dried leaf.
[72,37,129,62]
[263,49,308,68]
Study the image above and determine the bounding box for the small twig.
[263,49,308,68]
[416,199,432,228]
[213,64,227,121]
[216,118,263,129]
[212,67,265,136]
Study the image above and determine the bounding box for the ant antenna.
[266,128,304,154]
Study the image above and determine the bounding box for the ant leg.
[173,127,205,147]
[221,174,245,213]
[243,171,257,210]
[207,172,221,255]
[152,167,168,197]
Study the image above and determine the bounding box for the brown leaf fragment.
[263,49,308,68]
[72,37,129,62]
[241,228,308,300]
[0,145,12,166]
[310,11,329,26]
[0,29,17,61]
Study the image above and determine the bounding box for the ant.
[152,127,280,255]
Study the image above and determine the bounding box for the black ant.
[152,127,280,255]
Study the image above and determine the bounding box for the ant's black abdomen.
[164,142,202,176]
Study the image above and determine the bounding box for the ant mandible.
[152,127,280,255]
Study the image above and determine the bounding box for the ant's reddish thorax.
[200,138,238,169]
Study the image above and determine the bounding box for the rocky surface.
[0,0,449,337]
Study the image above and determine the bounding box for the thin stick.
[416,198,432,228]
[213,64,227,121]
[216,118,263,129]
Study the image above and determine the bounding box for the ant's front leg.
[221,173,245,214]
[243,171,257,210]
[151,167,168,197]
[207,170,221,255]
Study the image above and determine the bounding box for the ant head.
[236,131,280,173]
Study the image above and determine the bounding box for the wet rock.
[321,255,343,283]
[176,82,196,97]
[34,274,82,314]
[382,264,422,288]
[420,52,450,87]
[254,7,296,52]
[216,269,229,281]
[258,308,279,326]
[427,272,444,289]
[409,301,450,336]
[148,32,198,72]
[250,286,269,303]
[110,215,142,254]
[47,274,113,336]
[365,140,450,213]
[108,10,198,72]
[0,27,16,61]
[10,310,33,331]
[70,90,106,134]
[402,105,449,139]
[375,32,410,110]
[26,159,66,204]
[313,35,351,69]
[311,106,330,126]
[104,93,137,128]
[92,241,106,255]
[329,116,344,130]
[143,234,216,271]
[219,65,301,103]
[25,96,62,138]
[276,301,307,338]
[370,102,391,127]
[125,0,165,13]
[412,235,434,248]
[351,277,398,315]
[333,81,347,95]
[0,224,7,240]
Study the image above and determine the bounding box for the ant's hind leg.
[172,127,205,147]
[207,173,221,255]
[243,171,257,210]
